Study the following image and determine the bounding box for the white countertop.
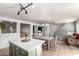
[9,39,45,51]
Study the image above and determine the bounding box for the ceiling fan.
[17,3,33,15]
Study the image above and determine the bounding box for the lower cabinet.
[9,42,16,56]
[20,49,28,56]
[28,49,35,56]
[15,47,28,56]
[9,42,42,56]
[15,47,21,56]
[35,45,42,56]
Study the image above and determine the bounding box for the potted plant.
[21,32,30,42]
[0,22,6,32]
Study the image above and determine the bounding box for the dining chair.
[51,36,58,51]
[42,41,48,50]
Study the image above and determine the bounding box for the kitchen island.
[9,39,45,56]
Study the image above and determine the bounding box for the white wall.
[42,22,75,41]
[76,20,79,32]
[20,24,30,37]
[48,22,75,40]
[76,24,79,32]
[49,24,58,36]
[56,23,75,39]
[43,25,50,36]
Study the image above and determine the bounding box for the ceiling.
[0,3,79,24]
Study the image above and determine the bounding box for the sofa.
[64,33,79,46]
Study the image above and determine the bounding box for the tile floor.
[0,47,9,56]
[0,41,79,56]
[42,41,79,56]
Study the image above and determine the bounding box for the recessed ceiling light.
[45,23,49,26]
[42,24,44,26]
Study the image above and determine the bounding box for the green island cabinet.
[9,40,44,56]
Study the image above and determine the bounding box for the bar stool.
[42,41,48,50]
[52,36,58,51]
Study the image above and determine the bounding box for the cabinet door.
[9,42,16,56]
[28,45,42,56]
[12,44,16,56]
[20,49,28,56]
[35,45,42,56]
[28,49,36,56]
[9,42,13,56]
[16,47,21,56]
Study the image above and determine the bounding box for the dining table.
[36,36,54,50]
